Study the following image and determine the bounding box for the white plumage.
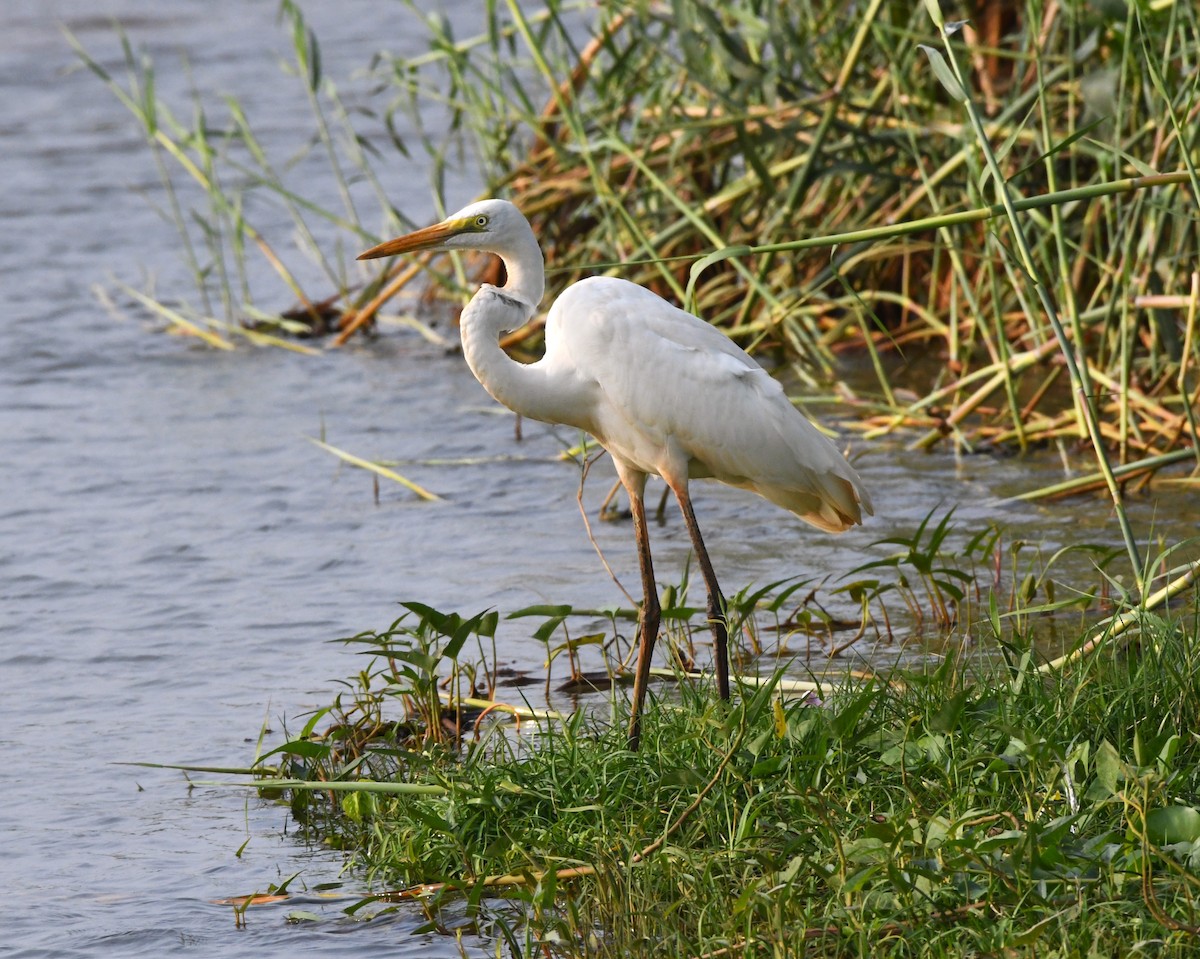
[360,198,871,749]
[550,276,868,531]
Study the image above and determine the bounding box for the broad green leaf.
[342,790,376,823]
[508,604,574,618]
[1147,806,1200,845]
[1095,739,1122,795]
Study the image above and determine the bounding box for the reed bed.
[76,0,1200,499]
[349,0,1200,485]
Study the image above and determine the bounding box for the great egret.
[359,199,872,750]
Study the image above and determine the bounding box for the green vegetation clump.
[264,599,1200,956]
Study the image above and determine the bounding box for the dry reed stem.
[1037,557,1200,675]
[334,257,427,346]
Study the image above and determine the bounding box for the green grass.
[252,590,1200,957]
[210,523,1200,955]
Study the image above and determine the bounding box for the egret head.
[357,198,529,260]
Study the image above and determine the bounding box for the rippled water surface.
[2,3,1195,956]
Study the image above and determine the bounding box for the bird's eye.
[474,215,488,228]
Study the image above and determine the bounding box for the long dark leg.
[671,482,730,700]
[624,474,660,751]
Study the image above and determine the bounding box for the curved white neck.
[458,242,578,427]
[495,227,545,309]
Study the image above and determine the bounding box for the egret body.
[359,199,871,749]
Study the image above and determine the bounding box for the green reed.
[77,1,1200,500]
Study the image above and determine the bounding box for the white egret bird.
[359,199,871,750]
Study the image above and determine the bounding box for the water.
[1,2,1193,956]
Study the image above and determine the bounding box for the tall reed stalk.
[920,1,1144,591]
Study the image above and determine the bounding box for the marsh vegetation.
[82,0,1200,953]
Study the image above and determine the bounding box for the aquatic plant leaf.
[1147,806,1200,845]
[257,739,331,762]
[1094,740,1122,795]
[401,601,453,633]
[930,690,968,733]
[508,604,574,618]
[685,245,751,311]
[918,45,966,102]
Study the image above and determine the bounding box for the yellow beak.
[357,219,464,260]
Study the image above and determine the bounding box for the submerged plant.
[298,603,501,786]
